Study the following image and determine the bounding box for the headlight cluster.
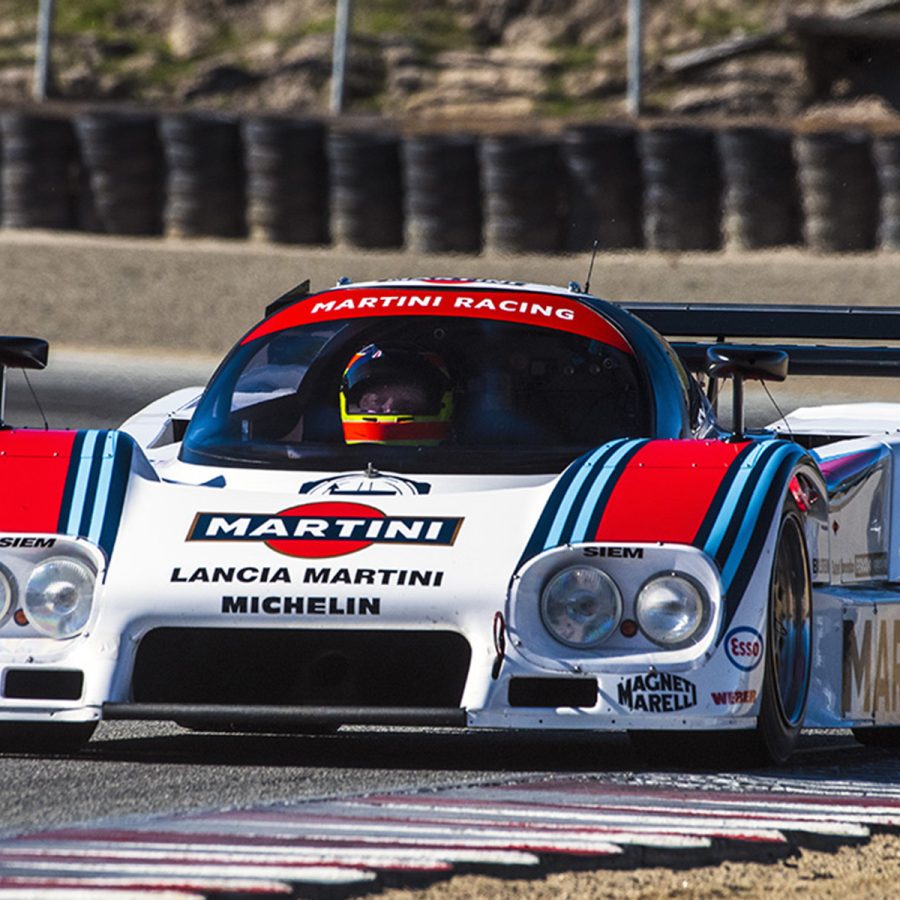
[539,565,709,650]
[2,557,96,639]
[0,566,14,627]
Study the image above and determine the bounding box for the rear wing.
[620,303,900,377]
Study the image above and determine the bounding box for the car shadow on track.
[71,723,879,775]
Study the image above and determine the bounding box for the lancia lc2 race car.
[2,276,900,764]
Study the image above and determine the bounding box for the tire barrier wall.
[327,130,403,249]
[717,126,801,250]
[0,112,77,230]
[242,116,329,245]
[794,130,879,252]
[403,134,482,253]
[160,113,246,239]
[874,133,900,251]
[75,111,163,235]
[0,109,898,254]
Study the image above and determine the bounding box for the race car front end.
[475,538,768,733]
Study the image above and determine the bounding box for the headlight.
[24,557,96,638]
[0,566,14,626]
[540,566,622,648]
[636,572,708,647]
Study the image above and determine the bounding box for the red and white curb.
[1,769,899,898]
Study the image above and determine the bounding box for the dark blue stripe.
[97,434,133,557]
[56,430,87,533]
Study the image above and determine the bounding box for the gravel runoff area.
[5,231,900,897]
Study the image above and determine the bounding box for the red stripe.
[343,420,449,443]
[0,430,77,533]
[243,287,633,353]
[593,440,749,544]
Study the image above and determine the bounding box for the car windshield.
[180,315,651,474]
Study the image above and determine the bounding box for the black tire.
[630,500,812,768]
[0,722,96,754]
[754,505,812,763]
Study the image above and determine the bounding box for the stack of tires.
[639,125,723,251]
[873,131,900,251]
[561,123,643,251]
[480,134,564,253]
[717,126,801,249]
[159,112,245,238]
[241,116,329,245]
[402,134,482,253]
[0,112,77,230]
[793,130,879,252]
[327,130,403,248]
[74,110,164,235]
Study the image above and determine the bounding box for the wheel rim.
[769,514,811,726]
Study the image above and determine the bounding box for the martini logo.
[187,502,463,559]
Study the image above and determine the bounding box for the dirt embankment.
[4,231,900,355]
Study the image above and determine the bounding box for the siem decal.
[221,595,380,616]
[710,689,758,706]
[724,626,764,672]
[0,537,57,548]
[187,502,463,559]
[582,546,644,559]
[616,672,697,713]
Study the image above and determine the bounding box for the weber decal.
[187,502,463,559]
[711,689,757,706]
[616,672,697,713]
[724,626,764,672]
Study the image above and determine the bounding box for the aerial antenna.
[584,240,599,294]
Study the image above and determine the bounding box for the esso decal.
[724,626,764,672]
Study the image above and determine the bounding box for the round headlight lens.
[24,558,95,638]
[0,566,14,626]
[636,573,708,646]
[540,566,622,648]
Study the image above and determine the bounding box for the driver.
[340,344,453,445]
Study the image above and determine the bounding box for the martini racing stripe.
[518,439,648,563]
[57,430,134,557]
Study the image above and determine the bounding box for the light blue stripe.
[701,442,771,561]
[568,439,644,544]
[65,430,100,535]
[87,432,118,544]
[719,446,793,590]
[543,440,626,549]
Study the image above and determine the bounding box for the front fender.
[518,437,825,637]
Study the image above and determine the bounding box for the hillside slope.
[1,0,898,124]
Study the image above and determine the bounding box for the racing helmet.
[340,344,453,445]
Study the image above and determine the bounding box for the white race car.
[1,277,898,764]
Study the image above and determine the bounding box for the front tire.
[754,504,813,764]
[630,500,812,768]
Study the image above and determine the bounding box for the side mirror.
[706,345,788,383]
[0,336,49,427]
[706,344,788,439]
